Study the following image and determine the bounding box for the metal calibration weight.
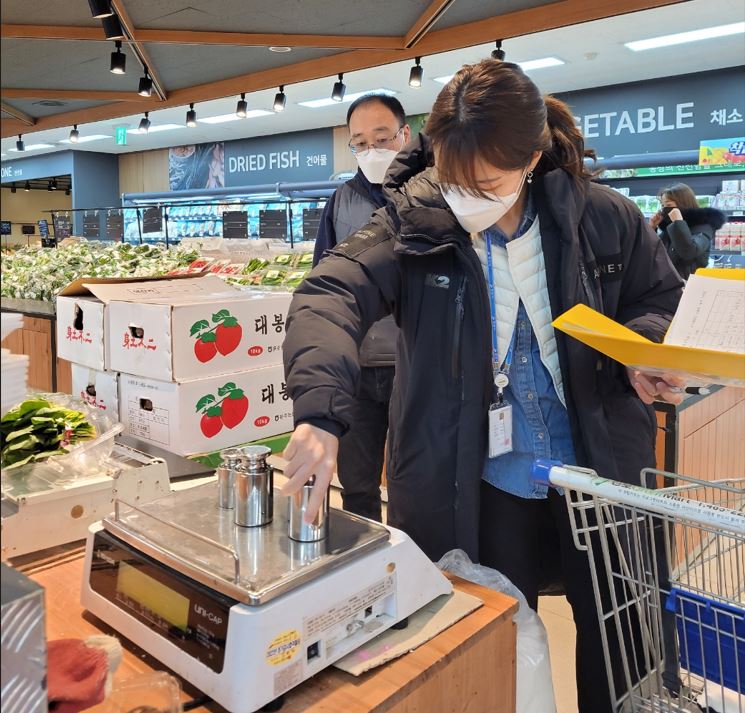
[288,474,329,542]
[233,445,274,527]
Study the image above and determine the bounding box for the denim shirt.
[481,196,577,498]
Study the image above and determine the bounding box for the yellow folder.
[552,269,745,387]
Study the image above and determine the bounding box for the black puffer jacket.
[659,207,726,280]
[284,135,684,561]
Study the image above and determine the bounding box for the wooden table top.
[24,547,518,713]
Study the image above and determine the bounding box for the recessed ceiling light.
[625,22,745,51]
[127,123,184,134]
[299,88,398,109]
[10,143,54,152]
[59,134,112,144]
[197,110,273,124]
[269,46,292,53]
[433,57,564,85]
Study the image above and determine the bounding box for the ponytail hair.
[427,58,595,196]
[539,95,596,179]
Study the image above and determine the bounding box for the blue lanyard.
[485,233,514,378]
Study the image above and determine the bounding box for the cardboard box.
[71,364,119,415]
[56,294,107,370]
[56,275,204,372]
[86,276,291,381]
[119,365,293,456]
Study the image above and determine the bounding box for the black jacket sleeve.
[665,220,713,263]
[312,192,338,267]
[284,215,400,436]
[616,206,684,342]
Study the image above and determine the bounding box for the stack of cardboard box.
[57,275,293,456]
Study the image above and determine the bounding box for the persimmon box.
[119,365,293,456]
[84,276,292,382]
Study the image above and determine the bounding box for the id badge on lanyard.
[486,234,513,458]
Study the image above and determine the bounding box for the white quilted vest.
[473,218,566,406]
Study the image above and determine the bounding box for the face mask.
[356,148,399,184]
[659,206,673,229]
[441,169,527,233]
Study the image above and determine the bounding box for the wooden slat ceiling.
[1,0,687,139]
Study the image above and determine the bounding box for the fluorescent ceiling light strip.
[433,57,565,84]
[127,124,185,134]
[299,88,398,109]
[59,134,112,144]
[9,143,55,151]
[197,110,273,124]
[625,22,745,51]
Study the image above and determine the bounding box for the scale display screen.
[117,561,189,632]
[89,530,235,673]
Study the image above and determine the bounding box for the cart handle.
[532,460,745,534]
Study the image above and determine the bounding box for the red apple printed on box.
[191,309,243,363]
[196,382,249,438]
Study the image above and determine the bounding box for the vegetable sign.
[191,309,243,363]
[196,382,250,438]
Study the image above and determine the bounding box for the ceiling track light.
[409,57,424,87]
[69,125,80,143]
[491,39,506,61]
[138,67,153,97]
[24,181,30,191]
[110,40,126,74]
[102,13,126,40]
[138,112,151,133]
[186,103,197,127]
[16,135,24,152]
[88,0,113,18]
[273,85,287,112]
[236,93,248,118]
[331,73,346,102]
[10,183,16,194]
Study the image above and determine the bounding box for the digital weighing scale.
[81,483,452,713]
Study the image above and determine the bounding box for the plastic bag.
[437,549,557,713]
[1,392,123,491]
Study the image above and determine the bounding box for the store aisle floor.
[539,595,579,713]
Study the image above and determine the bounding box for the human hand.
[280,424,339,522]
[668,208,683,223]
[650,212,663,230]
[627,368,685,405]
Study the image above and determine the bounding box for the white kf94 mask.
[356,148,399,184]
[441,169,528,233]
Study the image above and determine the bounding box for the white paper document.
[664,274,745,355]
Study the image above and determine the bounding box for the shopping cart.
[533,460,745,713]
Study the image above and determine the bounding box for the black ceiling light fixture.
[408,57,424,87]
[186,103,197,128]
[51,178,58,191]
[236,93,248,118]
[491,40,506,61]
[47,180,53,192]
[10,183,16,194]
[138,111,151,133]
[331,73,346,102]
[16,135,24,152]
[110,40,126,74]
[273,86,286,112]
[24,181,30,191]
[138,67,153,97]
[102,13,126,41]
[88,0,113,19]
[69,125,80,143]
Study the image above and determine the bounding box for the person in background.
[650,182,726,279]
[282,59,684,712]
[311,94,411,522]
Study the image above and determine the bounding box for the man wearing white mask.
[311,93,411,522]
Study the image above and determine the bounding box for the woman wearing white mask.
[283,60,684,712]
